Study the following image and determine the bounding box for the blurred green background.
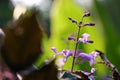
[1,0,120,79]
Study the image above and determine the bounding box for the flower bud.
[83,11,90,17]
[68,17,77,24]
[83,22,95,27]
[89,22,95,26]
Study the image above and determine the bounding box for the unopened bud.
[87,40,94,43]
[83,11,90,17]
[83,22,95,27]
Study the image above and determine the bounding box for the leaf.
[74,71,90,80]
[1,10,44,71]
[59,71,82,80]
[22,60,58,80]
[96,50,120,80]
[59,70,91,80]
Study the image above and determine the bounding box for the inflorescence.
[51,11,97,80]
[51,11,120,80]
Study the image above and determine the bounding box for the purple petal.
[90,59,95,66]
[63,57,67,62]
[58,58,65,67]
[63,50,73,62]
[91,68,96,73]
[79,53,96,66]
[53,52,63,59]
[78,38,87,44]
[90,51,99,58]
[78,33,91,44]
[82,33,90,38]
[51,47,57,53]
[62,49,69,56]
[68,36,76,41]
[62,49,72,57]
[79,53,92,61]
[70,50,82,57]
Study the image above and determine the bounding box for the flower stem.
[71,26,81,72]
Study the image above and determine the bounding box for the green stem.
[71,26,81,72]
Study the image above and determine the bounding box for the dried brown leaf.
[1,11,44,71]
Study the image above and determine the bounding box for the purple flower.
[51,48,73,62]
[51,47,83,62]
[79,51,99,66]
[57,58,65,67]
[62,49,83,62]
[79,33,90,44]
[62,49,73,62]
[78,33,93,44]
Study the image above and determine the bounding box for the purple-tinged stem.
[71,13,86,72]
[71,26,81,72]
